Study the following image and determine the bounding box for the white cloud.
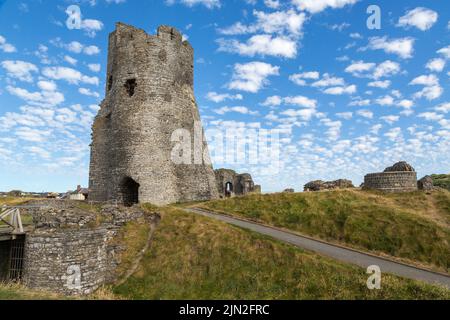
[426,58,445,72]
[206,92,243,103]
[79,88,100,98]
[219,10,307,37]
[323,84,356,95]
[356,109,373,118]
[375,95,394,106]
[409,74,439,86]
[418,112,444,121]
[264,0,280,9]
[37,80,57,92]
[336,112,352,120]
[1,60,38,82]
[437,45,450,59]
[0,35,16,53]
[367,36,415,59]
[27,146,51,159]
[261,95,282,107]
[292,0,358,14]
[42,66,99,86]
[166,0,221,9]
[284,95,317,108]
[15,127,52,142]
[83,45,100,55]
[435,102,450,113]
[64,7,104,37]
[214,106,258,115]
[289,71,319,86]
[311,73,345,87]
[227,62,279,93]
[345,60,400,79]
[64,55,78,66]
[397,7,438,31]
[6,85,64,107]
[380,115,399,124]
[217,34,297,58]
[88,63,101,72]
[368,80,391,89]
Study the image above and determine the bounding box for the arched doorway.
[225,182,233,198]
[121,177,140,207]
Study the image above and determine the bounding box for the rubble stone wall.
[364,172,418,192]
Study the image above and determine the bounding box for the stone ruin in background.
[214,169,261,198]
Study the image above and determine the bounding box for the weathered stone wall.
[23,227,118,295]
[21,201,159,295]
[89,23,218,206]
[364,172,418,192]
[214,169,260,198]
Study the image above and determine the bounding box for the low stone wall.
[23,227,119,295]
[364,171,418,192]
[20,201,159,295]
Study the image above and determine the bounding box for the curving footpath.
[185,207,450,289]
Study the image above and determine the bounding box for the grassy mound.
[199,190,450,272]
[432,174,450,191]
[113,207,450,300]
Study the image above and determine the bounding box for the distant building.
[69,185,89,201]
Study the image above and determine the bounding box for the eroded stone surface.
[89,23,218,206]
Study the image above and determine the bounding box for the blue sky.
[0,0,449,193]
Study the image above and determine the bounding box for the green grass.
[113,207,450,300]
[199,190,450,273]
[432,174,450,191]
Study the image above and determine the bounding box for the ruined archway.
[120,177,140,207]
[225,182,233,198]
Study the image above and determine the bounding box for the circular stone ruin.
[363,161,418,193]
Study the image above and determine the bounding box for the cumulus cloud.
[206,92,243,103]
[368,80,391,89]
[261,95,282,107]
[323,84,356,95]
[366,36,415,59]
[437,45,450,59]
[42,66,99,86]
[289,71,320,86]
[165,0,221,9]
[397,7,438,31]
[51,38,100,55]
[0,35,16,53]
[214,106,258,115]
[88,64,101,72]
[79,87,100,98]
[218,10,307,37]
[6,85,64,107]
[425,58,445,72]
[409,74,443,100]
[345,60,400,79]
[227,62,280,93]
[217,34,297,58]
[1,60,38,82]
[64,7,104,37]
[292,0,358,14]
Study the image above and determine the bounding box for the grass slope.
[432,174,450,191]
[113,207,450,300]
[199,190,450,273]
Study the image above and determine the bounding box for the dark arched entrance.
[121,177,140,207]
[225,182,233,198]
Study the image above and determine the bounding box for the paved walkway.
[185,208,450,289]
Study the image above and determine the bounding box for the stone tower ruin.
[89,23,219,206]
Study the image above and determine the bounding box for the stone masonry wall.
[21,201,159,295]
[364,172,418,192]
[89,23,218,206]
[23,227,118,295]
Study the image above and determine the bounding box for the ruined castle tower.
[89,23,219,206]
